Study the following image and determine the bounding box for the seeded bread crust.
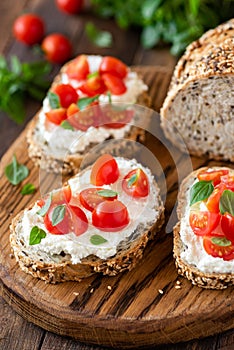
[9,171,164,284]
[173,167,234,289]
[160,19,234,162]
[27,61,151,175]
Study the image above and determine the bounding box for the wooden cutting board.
[0,66,234,349]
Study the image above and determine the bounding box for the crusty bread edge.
[173,166,234,289]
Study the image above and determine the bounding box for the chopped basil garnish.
[52,205,66,226]
[219,190,234,216]
[190,180,214,206]
[29,226,46,245]
[90,234,108,245]
[48,91,60,109]
[5,155,29,185]
[37,194,52,217]
[97,189,118,198]
[21,183,36,195]
[77,95,100,110]
[60,120,74,130]
[211,237,232,247]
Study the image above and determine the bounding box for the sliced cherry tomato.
[206,183,227,213]
[99,56,128,79]
[65,55,89,80]
[56,0,83,14]
[221,174,234,191]
[79,75,107,96]
[198,169,229,186]
[203,235,234,260]
[100,105,134,129]
[221,213,234,243]
[92,200,129,232]
[53,84,78,108]
[90,154,119,186]
[45,108,67,125]
[102,73,127,95]
[13,14,45,45]
[122,168,149,198]
[67,102,79,117]
[41,33,72,64]
[79,187,117,212]
[189,211,220,236]
[38,186,72,208]
[68,104,100,131]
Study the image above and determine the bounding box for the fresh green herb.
[0,55,51,123]
[127,172,138,188]
[29,226,46,245]
[52,205,66,226]
[90,234,108,245]
[97,189,118,197]
[87,71,99,79]
[190,180,214,206]
[37,194,52,217]
[219,190,234,216]
[5,155,29,185]
[107,91,112,104]
[77,95,100,110]
[211,237,232,247]
[21,183,36,195]
[48,91,60,109]
[90,0,234,55]
[60,120,74,130]
[85,22,113,48]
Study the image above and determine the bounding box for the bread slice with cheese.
[174,166,234,289]
[160,19,234,162]
[10,156,164,283]
[27,55,151,175]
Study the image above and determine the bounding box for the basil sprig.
[211,237,232,247]
[190,180,214,206]
[77,95,100,110]
[48,91,60,109]
[29,226,46,245]
[52,205,66,226]
[5,155,29,185]
[60,120,74,131]
[97,189,118,198]
[21,183,36,195]
[219,190,234,216]
[90,234,108,245]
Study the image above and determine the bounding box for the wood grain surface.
[1,66,234,349]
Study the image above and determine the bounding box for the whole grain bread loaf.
[160,19,234,161]
[174,166,234,289]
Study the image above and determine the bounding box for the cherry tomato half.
[100,105,134,129]
[53,84,78,108]
[79,75,107,96]
[56,0,83,14]
[102,73,127,95]
[99,56,128,79]
[45,108,67,125]
[65,54,90,80]
[221,213,234,243]
[13,14,45,45]
[42,33,72,64]
[189,211,220,236]
[198,169,229,186]
[203,235,234,260]
[90,154,119,186]
[220,174,234,191]
[79,187,117,212]
[206,183,227,213]
[68,105,100,131]
[122,168,149,198]
[92,200,129,232]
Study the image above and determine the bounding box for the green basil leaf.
[48,91,60,109]
[219,190,234,216]
[127,173,138,188]
[190,180,214,206]
[85,22,113,48]
[60,120,74,130]
[29,226,46,245]
[77,95,100,110]
[52,205,66,226]
[97,189,118,198]
[37,194,52,217]
[21,183,36,195]
[5,155,29,185]
[107,91,112,104]
[87,71,99,79]
[211,237,232,247]
[90,234,108,245]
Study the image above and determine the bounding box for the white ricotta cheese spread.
[17,158,161,264]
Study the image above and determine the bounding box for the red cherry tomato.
[56,0,83,14]
[92,200,129,232]
[206,183,227,213]
[122,168,149,198]
[189,211,220,236]
[68,104,100,131]
[38,186,72,208]
[79,187,118,212]
[221,213,234,242]
[53,84,78,108]
[198,169,229,186]
[13,14,45,45]
[45,108,67,125]
[90,154,119,186]
[99,56,128,79]
[67,103,80,117]
[203,235,234,260]
[100,105,134,129]
[221,174,234,191]
[65,55,89,80]
[102,73,127,95]
[41,33,72,63]
[79,75,107,96]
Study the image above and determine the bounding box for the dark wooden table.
[0,1,233,349]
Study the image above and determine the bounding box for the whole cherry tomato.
[41,33,72,63]
[13,13,45,45]
[55,0,83,14]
